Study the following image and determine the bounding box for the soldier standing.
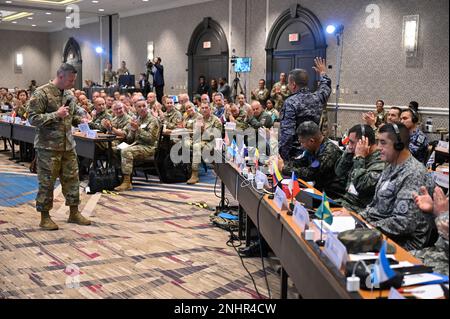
[251,79,270,106]
[270,73,290,111]
[279,58,332,160]
[28,63,91,231]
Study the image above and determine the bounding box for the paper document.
[117,142,131,150]
[403,284,445,299]
[348,253,396,262]
[402,273,447,287]
[313,216,356,233]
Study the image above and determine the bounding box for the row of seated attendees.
[1,76,447,275]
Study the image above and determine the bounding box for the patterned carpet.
[0,148,288,299]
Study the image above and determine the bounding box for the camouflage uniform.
[279,75,332,160]
[183,112,203,130]
[409,128,429,164]
[103,69,116,86]
[283,138,346,199]
[28,82,82,213]
[412,212,449,275]
[360,156,434,251]
[247,111,273,129]
[266,108,279,122]
[270,82,290,111]
[189,114,222,171]
[112,114,131,131]
[163,108,182,130]
[251,88,270,105]
[335,150,385,213]
[230,109,249,131]
[120,114,160,175]
[16,101,29,119]
[89,110,112,133]
[117,67,129,76]
[375,110,387,128]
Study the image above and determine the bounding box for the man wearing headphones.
[359,123,433,251]
[401,108,429,164]
[335,124,385,213]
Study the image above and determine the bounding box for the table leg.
[281,267,288,299]
[238,205,245,240]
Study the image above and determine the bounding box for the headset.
[392,123,405,151]
[408,107,420,124]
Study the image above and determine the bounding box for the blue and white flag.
[371,241,396,286]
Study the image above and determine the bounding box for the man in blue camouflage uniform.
[28,63,91,231]
[278,121,346,199]
[359,123,433,251]
[400,108,429,164]
[279,57,332,160]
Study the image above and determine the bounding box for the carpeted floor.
[0,149,289,299]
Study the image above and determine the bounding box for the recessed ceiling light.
[48,20,52,23]
[27,17,33,20]
[12,21,17,24]
[6,1,12,4]
[92,0,99,3]
[32,24,36,27]
[98,8,104,12]
[46,12,52,15]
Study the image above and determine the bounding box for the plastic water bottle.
[425,117,433,133]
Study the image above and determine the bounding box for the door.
[63,37,83,90]
[188,18,229,98]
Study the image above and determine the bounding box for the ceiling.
[0,0,213,32]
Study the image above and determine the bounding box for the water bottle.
[425,117,433,133]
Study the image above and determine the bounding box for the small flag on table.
[271,161,283,187]
[315,192,333,225]
[288,171,301,198]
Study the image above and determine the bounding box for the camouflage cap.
[338,229,383,254]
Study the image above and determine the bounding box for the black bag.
[88,167,121,194]
[158,153,191,184]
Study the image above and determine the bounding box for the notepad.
[402,273,448,287]
[117,142,131,150]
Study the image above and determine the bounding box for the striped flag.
[271,161,283,186]
[315,192,333,225]
[371,241,396,287]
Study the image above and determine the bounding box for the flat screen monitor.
[119,75,135,87]
[234,57,252,73]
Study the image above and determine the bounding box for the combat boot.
[40,211,59,231]
[68,206,91,226]
[187,170,199,185]
[115,175,132,191]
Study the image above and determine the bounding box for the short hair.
[409,101,419,112]
[259,79,266,83]
[17,90,28,99]
[213,92,224,100]
[193,94,201,101]
[401,108,420,124]
[289,69,309,88]
[390,106,402,115]
[57,63,77,76]
[379,123,410,149]
[199,75,206,80]
[296,121,321,139]
[376,100,385,106]
[348,124,376,145]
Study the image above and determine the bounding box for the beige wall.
[0,30,50,89]
[49,21,103,85]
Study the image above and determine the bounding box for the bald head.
[251,101,263,117]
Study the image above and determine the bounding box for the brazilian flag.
[315,192,333,225]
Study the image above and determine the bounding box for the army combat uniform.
[270,82,290,111]
[103,69,116,86]
[28,82,82,214]
[163,108,182,130]
[183,112,203,131]
[120,114,160,176]
[190,114,222,171]
[282,138,346,199]
[89,110,112,133]
[412,211,449,276]
[279,75,332,160]
[360,156,434,251]
[251,88,270,106]
[247,111,273,129]
[409,128,429,164]
[335,150,385,213]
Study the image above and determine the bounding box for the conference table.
[0,121,116,169]
[214,154,426,299]
[0,121,12,152]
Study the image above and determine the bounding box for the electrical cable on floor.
[256,193,272,299]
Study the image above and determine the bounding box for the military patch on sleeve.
[396,200,409,215]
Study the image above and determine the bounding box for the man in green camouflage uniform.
[335,125,385,213]
[28,63,91,231]
[115,98,160,191]
[278,121,346,199]
[102,62,116,87]
[270,73,291,111]
[359,123,433,251]
[247,101,273,129]
[162,97,182,134]
[412,186,449,275]
[183,102,202,130]
[89,97,112,133]
[251,79,270,106]
[186,102,222,184]
[226,103,249,130]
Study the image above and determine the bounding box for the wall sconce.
[403,15,419,57]
[147,41,154,61]
[15,52,23,73]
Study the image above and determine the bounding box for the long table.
[0,121,12,152]
[214,158,423,299]
[0,122,116,168]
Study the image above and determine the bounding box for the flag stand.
[288,196,294,216]
[315,219,326,246]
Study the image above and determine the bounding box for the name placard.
[323,231,348,269]
[292,202,310,232]
[274,186,288,210]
